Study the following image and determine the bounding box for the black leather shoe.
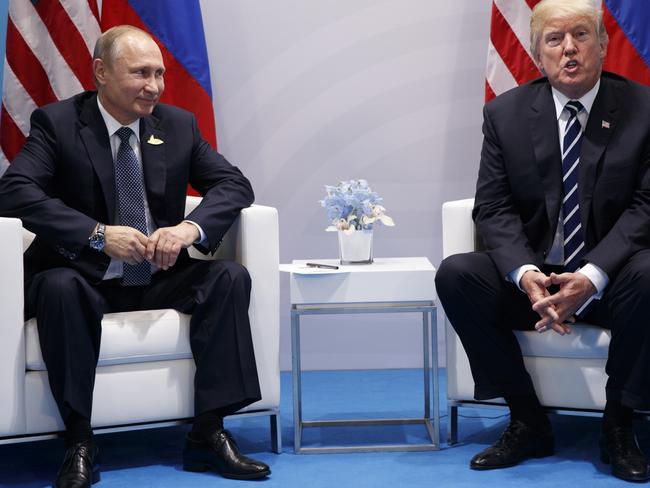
[183,429,270,480]
[470,419,554,470]
[53,440,100,487]
[600,426,650,482]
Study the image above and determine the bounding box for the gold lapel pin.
[147,134,164,145]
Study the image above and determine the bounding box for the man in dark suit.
[435,0,650,482]
[0,25,270,487]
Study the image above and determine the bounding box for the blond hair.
[530,0,608,59]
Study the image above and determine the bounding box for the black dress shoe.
[600,426,650,482]
[53,440,100,488]
[470,419,554,470]
[183,429,270,480]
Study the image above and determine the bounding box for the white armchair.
[0,196,281,453]
[442,198,610,444]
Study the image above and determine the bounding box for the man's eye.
[546,35,561,46]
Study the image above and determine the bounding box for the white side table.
[289,257,439,453]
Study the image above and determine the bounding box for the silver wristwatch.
[89,223,106,251]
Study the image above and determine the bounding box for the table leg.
[431,308,440,447]
[291,309,303,453]
[422,311,431,419]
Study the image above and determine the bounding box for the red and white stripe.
[0,0,100,175]
[486,0,542,102]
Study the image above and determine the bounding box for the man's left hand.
[146,222,199,270]
[532,272,596,333]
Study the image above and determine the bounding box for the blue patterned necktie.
[562,101,586,272]
[114,126,151,286]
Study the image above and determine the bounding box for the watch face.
[89,234,105,251]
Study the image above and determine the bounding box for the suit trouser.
[26,258,262,423]
[435,249,650,409]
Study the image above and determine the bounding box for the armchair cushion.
[25,309,192,370]
[514,324,610,360]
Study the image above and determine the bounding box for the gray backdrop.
[200,0,490,370]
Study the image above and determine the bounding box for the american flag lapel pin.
[601,120,611,129]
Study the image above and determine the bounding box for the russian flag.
[603,0,650,86]
[101,0,217,150]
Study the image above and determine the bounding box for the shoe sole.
[183,460,270,480]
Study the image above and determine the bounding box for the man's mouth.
[564,60,579,71]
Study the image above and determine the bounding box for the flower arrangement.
[320,179,395,232]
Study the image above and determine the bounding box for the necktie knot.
[565,100,584,117]
[116,126,133,144]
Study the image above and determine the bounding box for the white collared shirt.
[97,97,156,279]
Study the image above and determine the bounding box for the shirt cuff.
[182,220,208,245]
[577,262,609,298]
[507,264,541,292]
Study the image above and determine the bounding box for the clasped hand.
[520,270,596,335]
[103,222,200,270]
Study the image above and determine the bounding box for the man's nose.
[144,76,160,94]
[563,35,577,54]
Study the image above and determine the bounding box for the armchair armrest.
[185,197,280,408]
[0,217,27,434]
[442,198,476,258]
[441,199,477,403]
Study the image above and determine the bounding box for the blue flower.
[320,179,395,231]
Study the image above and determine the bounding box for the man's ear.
[534,55,545,76]
[93,58,106,86]
[600,40,608,62]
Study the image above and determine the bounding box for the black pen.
[306,262,339,270]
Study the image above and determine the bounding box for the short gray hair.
[93,25,152,67]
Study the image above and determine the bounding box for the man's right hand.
[103,225,149,264]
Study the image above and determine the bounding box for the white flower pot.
[338,229,373,264]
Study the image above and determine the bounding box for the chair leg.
[270,413,282,453]
[448,404,458,445]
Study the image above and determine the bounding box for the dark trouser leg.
[26,268,105,424]
[435,252,541,400]
[596,249,650,410]
[586,250,650,482]
[143,259,261,416]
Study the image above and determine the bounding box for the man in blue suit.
[436,0,650,482]
[0,25,269,487]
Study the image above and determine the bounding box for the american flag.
[0,0,101,175]
[486,0,650,102]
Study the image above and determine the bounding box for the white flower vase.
[338,229,373,264]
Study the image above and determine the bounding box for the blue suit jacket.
[473,71,650,279]
[0,91,254,284]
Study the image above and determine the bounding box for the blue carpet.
[0,369,644,487]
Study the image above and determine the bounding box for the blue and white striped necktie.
[115,126,152,286]
[562,100,586,272]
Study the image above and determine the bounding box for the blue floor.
[0,369,645,487]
